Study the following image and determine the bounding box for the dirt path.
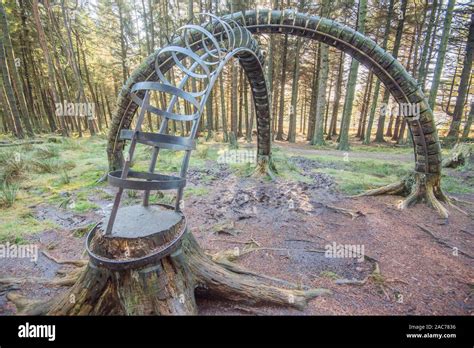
[1,146,472,316]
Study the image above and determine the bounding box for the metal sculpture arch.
[107,9,451,217]
[104,14,270,236]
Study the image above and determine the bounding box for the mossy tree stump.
[10,205,328,315]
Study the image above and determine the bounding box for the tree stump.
[9,204,329,315]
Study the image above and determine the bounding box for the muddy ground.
[0,143,473,316]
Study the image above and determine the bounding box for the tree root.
[208,245,310,290]
[0,265,83,288]
[185,234,330,310]
[253,155,277,179]
[42,251,88,267]
[417,224,473,259]
[7,233,330,315]
[352,181,407,197]
[325,204,365,219]
[353,173,467,219]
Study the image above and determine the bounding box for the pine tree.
[337,0,368,151]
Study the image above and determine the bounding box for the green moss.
[351,144,412,154]
[0,207,58,244]
[320,270,340,280]
[184,186,210,197]
[316,167,402,195]
[72,200,99,213]
[72,222,96,237]
[441,174,474,194]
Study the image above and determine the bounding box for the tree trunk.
[307,44,319,141]
[0,21,24,138]
[230,64,238,137]
[117,0,129,84]
[327,51,344,140]
[276,34,288,141]
[0,2,32,137]
[311,42,328,146]
[337,0,367,151]
[427,0,456,110]
[238,70,243,137]
[219,75,228,142]
[447,13,474,140]
[32,0,68,136]
[0,77,16,136]
[287,38,302,143]
[358,71,373,141]
[418,0,438,90]
[376,0,407,142]
[461,101,474,140]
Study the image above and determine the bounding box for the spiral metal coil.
[104,14,265,237]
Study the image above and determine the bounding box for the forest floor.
[0,134,473,315]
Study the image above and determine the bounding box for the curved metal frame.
[107,9,442,182]
[105,14,269,236]
[86,204,188,270]
[233,9,441,175]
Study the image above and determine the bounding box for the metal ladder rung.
[108,170,186,191]
[119,129,196,151]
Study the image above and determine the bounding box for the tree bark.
[337,0,367,151]
[447,13,474,140]
[327,51,344,140]
[375,0,407,142]
[0,2,32,137]
[32,0,67,136]
[312,42,328,146]
[287,38,302,143]
[417,0,438,90]
[428,0,456,110]
[461,101,474,140]
[276,34,288,141]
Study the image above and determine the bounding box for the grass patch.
[316,168,400,195]
[184,186,210,197]
[0,206,58,244]
[0,149,29,184]
[441,173,474,195]
[31,158,70,174]
[195,144,210,159]
[0,183,18,207]
[71,200,100,213]
[320,270,340,280]
[147,191,175,206]
[350,143,412,154]
[72,222,96,237]
[33,145,60,159]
